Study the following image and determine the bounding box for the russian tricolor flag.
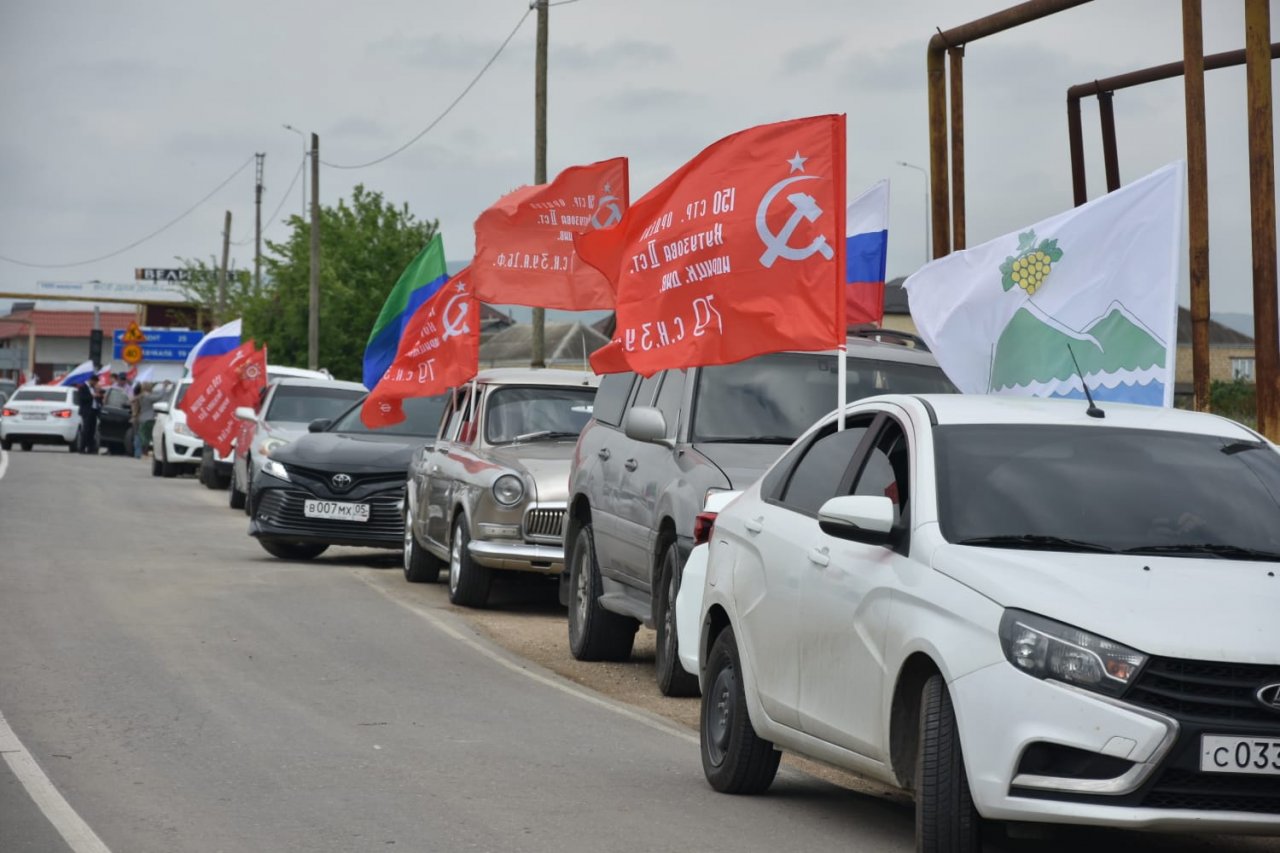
[846,179,890,327]
[184,318,242,377]
[58,359,97,387]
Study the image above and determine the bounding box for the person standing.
[137,380,171,456]
[76,375,103,454]
[129,383,143,458]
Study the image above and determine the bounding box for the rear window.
[12,389,71,403]
[266,385,366,423]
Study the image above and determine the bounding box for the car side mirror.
[153,402,170,414]
[234,406,256,423]
[817,495,897,544]
[308,418,332,433]
[623,406,672,448]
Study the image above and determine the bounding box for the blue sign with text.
[112,328,204,362]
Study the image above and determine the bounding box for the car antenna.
[1066,344,1105,419]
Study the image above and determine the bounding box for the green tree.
[178,257,257,326]
[249,185,438,382]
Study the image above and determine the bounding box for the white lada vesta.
[692,393,1280,851]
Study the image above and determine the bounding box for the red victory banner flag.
[577,115,847,376]
[178,341,268,456]
[472,157,629,310]
[361,267,480,429]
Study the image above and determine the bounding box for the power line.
[231,154,306,246]
[321,8,532,170]
[0,156,255,269]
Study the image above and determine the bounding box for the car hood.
[262,422,309,444]
[690,442,789,490]
[931,544,1280,663]
[487,441,576,503]
[273,430,425,473]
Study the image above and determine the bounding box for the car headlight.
[999,609,1146,697]
[492,474,525,506]
[259,437,287,457]
[174,422,195,437]
[261,458,291,482]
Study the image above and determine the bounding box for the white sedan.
[693,393,1280,849]
[1,385,82,451]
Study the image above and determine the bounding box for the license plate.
[21,412,46,420]
[1201,735,1280,775]
[303,499,369,523]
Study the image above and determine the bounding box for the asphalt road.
[1,448,1277,853]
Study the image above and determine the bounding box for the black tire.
[655,540,700,697]
[403,508,443,583]
[566,522,639,661]
[1,439,11,450]
[448,516,492,606]
[161,459,177,478]
[229,471,246,509]
[20,442,32,451]
[68,436,78,452]
[916,674,982,853]
[700,626,781,794]
[151,457,162,477]
[258,539,329,560]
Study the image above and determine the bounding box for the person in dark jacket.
[76,375,103,453]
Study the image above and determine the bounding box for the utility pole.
[531,0,548,369]
[1182,0,1211,413]
[218,210,232,324]
[254,153,265,295]
[1245,0,1279,440]
[309,132,321,370]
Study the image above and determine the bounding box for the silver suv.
[564,334,954,695]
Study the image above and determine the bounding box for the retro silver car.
[404,368,600,607]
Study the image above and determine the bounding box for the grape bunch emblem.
[999,230,1063,296]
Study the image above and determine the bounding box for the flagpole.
[837,344,846,432]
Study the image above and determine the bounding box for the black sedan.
[97,386,133,455]
[249,394,448,560]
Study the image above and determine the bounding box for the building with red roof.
[0,304,139,383]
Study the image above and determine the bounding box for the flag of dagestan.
[576,115,846,376]
[363,233,450,389]
[472,158,628,310]
[361,267,479,429]
[179,341,268,455]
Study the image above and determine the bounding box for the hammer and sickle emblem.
[440,291,471,341]
[591,195,623,229]
[756,175,834,268]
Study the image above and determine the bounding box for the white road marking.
[0,708,113,853]
[353,570,700,746]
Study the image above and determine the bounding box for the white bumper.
[675,542,709,676]
[1,414,80,442]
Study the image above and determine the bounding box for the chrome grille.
[523,507,566,543]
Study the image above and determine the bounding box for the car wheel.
[67,431,79,452]
[151,457,162,477]
[701,625,780,794]
[1,439,11,450]
[567,522,639,661]
[160,439,177,477]
[229,470,246,509]
[403,509,442,583]
[448,516,492,606]
[20,442,32,451]
[655,540,701,697]
[258,539,329,560]
[916,674,982,853]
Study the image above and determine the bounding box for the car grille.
[1124,656,1280,813]
[286,467,406,495]
[256,487,404,541]
[523,507,566,543]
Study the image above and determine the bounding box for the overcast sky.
[1,0,1276,318]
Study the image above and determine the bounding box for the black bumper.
[249,484,404,550]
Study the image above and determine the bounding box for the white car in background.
[154,365,334,480]
[1,385,82,451]
[694,394,1280,849]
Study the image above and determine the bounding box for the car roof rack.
[847,327,931,352]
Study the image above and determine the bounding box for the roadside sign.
[122,343,144,365]
[123,321,146,343]
[112,327,204,362]
[135,268,191,282]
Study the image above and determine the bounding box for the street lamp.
[282,124,307,222]
[896,160,931,266]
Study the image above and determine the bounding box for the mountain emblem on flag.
[988,231,1168,405]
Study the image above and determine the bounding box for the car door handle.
[624,458,638,472]
[598,448,611,461]
[807,546,830,567]
[744,516,764,534]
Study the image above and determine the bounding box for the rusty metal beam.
[1245,0,1279,440]
[1098,91,1120,192]
[927,0,1093,258]
[1068,96,1086,206]
[1183,0,1212,413]
[949,47,966,250]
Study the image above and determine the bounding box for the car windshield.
[12,389,70,403]
[329,393,449,437]
[174,382,192,407]
[265,385,365,424]
[691,352,954,443]
[935,424,1280,557]
[484,386,596,444]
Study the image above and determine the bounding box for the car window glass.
[779,424,869,515]
[484,386,597,444]
[592,373,634,427]
[104,389,128,407]
[852,422,909,525]
[442,386,470,441]
[634,374,662,408]
[654,370,685,436]
[13,389,71,403]
[264,385,364,423]
[329,393,449,437]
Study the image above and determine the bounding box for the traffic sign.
[112,327,204,362]
[122,343,143,365]
[123,321,146,343]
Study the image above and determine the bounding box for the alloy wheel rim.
[403,512,413,573]
[705,663,735,767]
[662,564,678,662]
[449,530,461,592]
[573,546,591,631]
